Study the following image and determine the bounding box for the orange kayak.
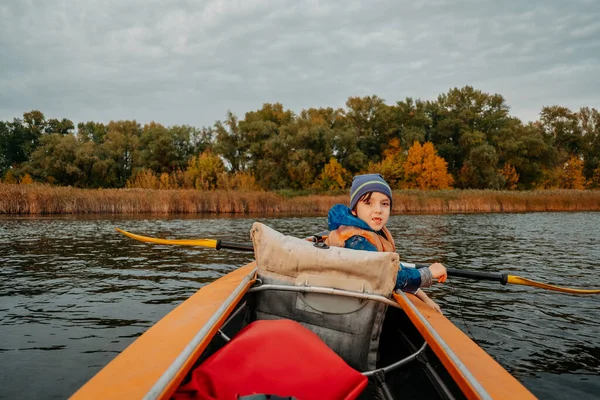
[71,223,536,400]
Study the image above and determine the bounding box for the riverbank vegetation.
[2,183,599,215]
[2,86,600,195]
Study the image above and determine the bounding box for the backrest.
[250,222,399,371]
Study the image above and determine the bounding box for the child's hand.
[428,263,447,283]
[424,297,443,314]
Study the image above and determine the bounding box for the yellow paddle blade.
[115,228,219,249]
[507,275,600,294]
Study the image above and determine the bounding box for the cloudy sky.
[1,0,599,128]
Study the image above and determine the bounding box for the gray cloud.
[1,0,599,127]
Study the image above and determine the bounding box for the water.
[1,212,599,399]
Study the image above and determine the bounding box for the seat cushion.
[173,319,368,400]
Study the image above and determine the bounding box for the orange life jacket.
[326,225,396,252]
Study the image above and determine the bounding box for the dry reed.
[1,183,600,215]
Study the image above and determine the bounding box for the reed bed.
[1,183,600,215]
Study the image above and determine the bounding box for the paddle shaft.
[217,240,254,251]
[413,263,508,284]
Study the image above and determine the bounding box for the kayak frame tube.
[144,267,258,400]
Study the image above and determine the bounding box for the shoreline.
[2,183,600,215]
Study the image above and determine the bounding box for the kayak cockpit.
[174,288,466,400]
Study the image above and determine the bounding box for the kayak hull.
[71,262,535,400]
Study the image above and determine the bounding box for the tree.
[560,156,586,189]
[139,122,183,174]
[426,86,510,178]
[94,121,141,187]
[403,141,453,190]
[19,173,34,185]
[22,133,91,186]
[46,118,75,135]
[214,111,248,173]
[185,151,225,190]
[500,163,519,190]
[314,158,350,190]
[366,138,405,188]
[496,120,556,189]
[344,95,395,162]
[459,144,502,189]
[578,107,600,181]
[77,121,108,143]
[0,111,48,176]
[589,167,600,189]
[540,106,582,161]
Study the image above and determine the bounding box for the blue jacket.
[327,204,422,293]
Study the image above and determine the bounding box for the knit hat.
[349,174,393,211]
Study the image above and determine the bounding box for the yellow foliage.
[560,156,586,190]
[314,158,350,190]
[158,173,180,189]
[500,163,519,190]
[3,170,17,184]
[186,151,225,190]
[127,169,159,189]
[19,173,34,185]
[403,142,453,190]
[217,171,261,191]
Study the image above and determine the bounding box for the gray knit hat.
[349,174,393,210]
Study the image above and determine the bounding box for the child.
[326,173,447,313]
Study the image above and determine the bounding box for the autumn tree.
[366,138,405,188]
[126,169,159,189]
[403,141,453,190]
[560,156,586,189]
[185,150,225,190]
[314,158,350,190]
[500,163,519,190]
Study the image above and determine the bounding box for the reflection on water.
[1,212,599,399]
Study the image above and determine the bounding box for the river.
[1,212,599,399]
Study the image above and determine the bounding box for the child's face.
[351,191,391,231]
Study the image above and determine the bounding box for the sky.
[1,0,599,129]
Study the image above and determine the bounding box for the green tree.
[0,111,48,176]
[540,106,582,161]
[578,107,600,181]
[214,111,248,173]
[22,133,87,186]
[46,118,75,135]
[344,95,397,164]
[459,143,502,189]
[139,122,182,174]
[77,121,108,143]
[94,121,141,187]
[426,86,510,179]
[496,120,556,189]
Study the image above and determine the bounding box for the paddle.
[115,228,600,295]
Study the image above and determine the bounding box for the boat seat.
[250,222,399,371]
